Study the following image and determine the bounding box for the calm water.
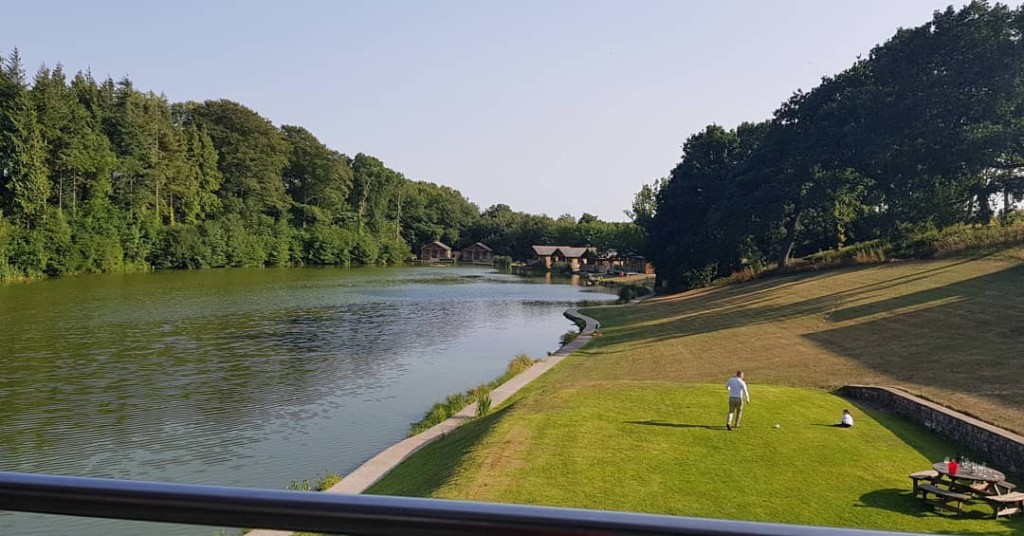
[0,266,614,535]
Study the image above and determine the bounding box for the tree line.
[0,51,641,280]
[635,1,1024,291]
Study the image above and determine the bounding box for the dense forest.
[0,52,641,281]
[12,3,1021,288]
[637,1,1024,291]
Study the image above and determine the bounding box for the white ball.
[774,424,781,429]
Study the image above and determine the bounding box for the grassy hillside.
[575,248,1024,432]
[368,249,1024,533]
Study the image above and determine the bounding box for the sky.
[4,0,1015,222]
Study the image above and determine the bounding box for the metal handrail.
[0,471,921,535]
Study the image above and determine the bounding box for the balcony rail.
[0,470,922,536]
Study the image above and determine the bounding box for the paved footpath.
[246,308,601,536]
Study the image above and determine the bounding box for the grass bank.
[794,219,1024,273]
[368,247,1024,533]
[408,354,536,436]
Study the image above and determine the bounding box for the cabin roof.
[424,241,451,250]
[531,245,595,258]
[556,246,595,258]
[465,242,492,251]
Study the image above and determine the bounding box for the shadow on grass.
[365,404,516,498]
[603,255,1010,350]
[855,488,994,522]
[857,405,957,463]
[856,488,932,518]
[803,264,1024,410]
[625,420,726,431]
[857,488,1024,534]
[852,403,1023,483]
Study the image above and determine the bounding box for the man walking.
[725,371,750,431]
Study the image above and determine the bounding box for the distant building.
[531,246,560,269]
[530,245,596,272]
[460,242,493,263]
[590,250,655,274]
[420,241,453,262]
[635,258,656,275]
[592,250,624,273]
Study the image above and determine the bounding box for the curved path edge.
[246,307,602,536]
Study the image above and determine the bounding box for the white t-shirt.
[726,377,750,401]
[842,412,854,426]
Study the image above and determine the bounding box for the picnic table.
[932,462,1004,484]
[912,462,1023,518]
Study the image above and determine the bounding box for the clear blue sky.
[5,1,1009,221]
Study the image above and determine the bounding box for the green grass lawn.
[371,384,1021,533]
[369,249,1024,533]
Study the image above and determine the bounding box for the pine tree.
[0,50,51,228]
[31,64,74,214]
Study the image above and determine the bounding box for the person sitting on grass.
[837,409,854,428]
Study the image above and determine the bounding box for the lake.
[0,266,615,535]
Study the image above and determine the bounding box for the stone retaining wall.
[839,385,1024,478]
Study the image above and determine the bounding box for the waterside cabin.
[420,241,454,262]
[460,242,494,263]
[418,241,497,265]
[591,250,656,274]
[530,245,596,272]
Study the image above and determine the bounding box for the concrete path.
[246,308,601,536]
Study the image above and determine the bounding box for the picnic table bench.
[983,492,1024,519]
[909,470,939,498]
[994,480,1017,493]
[918,483,973,515]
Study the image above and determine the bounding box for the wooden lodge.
[530,245,597,272]
[417,241,495,265]
[590,250,656,275]
[460,242,493,263]
[420,241,454,262]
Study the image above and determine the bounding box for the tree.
[177,123,222,223]
[104,78,161,221]
[0,50,51,228]
[30,65,72,213]
[63,71,117,219]
[856,1,1024,228]
[187,99,290,217]
[348,153,402,235]
[625,177,664,229]
[398,180,479,248]
[280,125,352,228]
[646,125,744,289]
